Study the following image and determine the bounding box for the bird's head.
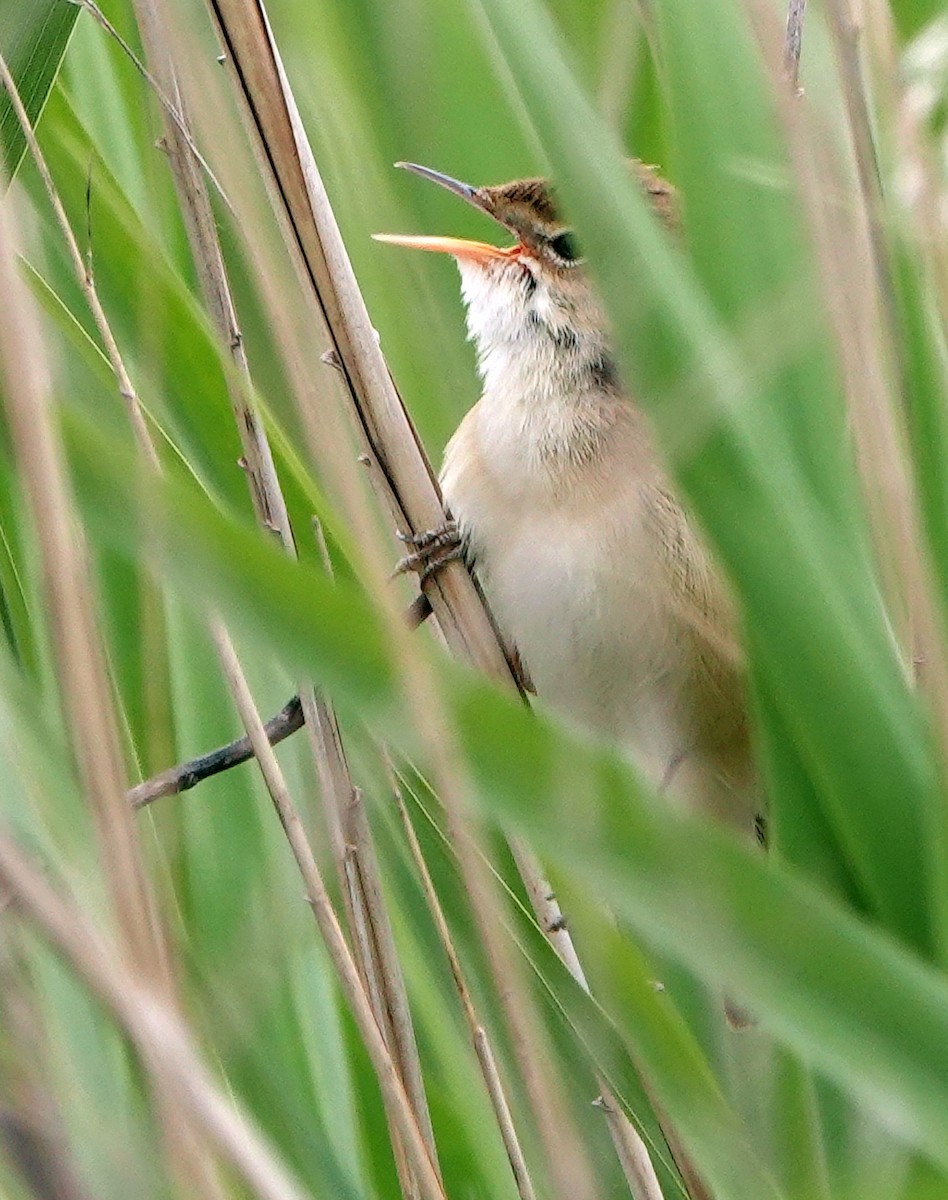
[375,161,677,396]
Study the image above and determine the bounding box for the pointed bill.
[394,162,479,205]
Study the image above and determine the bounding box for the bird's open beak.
[372,232,519,263]
[373,161,520,263]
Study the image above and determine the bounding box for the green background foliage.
[2,1,948,1198]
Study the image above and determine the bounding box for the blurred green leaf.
[63,406,948,1178]
[9,1,948,1195]
[0,0,78,180]
[469,0,943,960]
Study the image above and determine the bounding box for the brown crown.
[478,160,679,233]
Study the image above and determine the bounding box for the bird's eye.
[548,230,582,264]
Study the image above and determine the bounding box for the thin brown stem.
[74,0,231,211]
[127,695,305,807]
[126,595,431,808]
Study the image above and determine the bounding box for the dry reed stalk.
[827,0,948,902]
[209,625,446,1200]
[309,522,440,1182]
[128,0,289,538]
[746,0,924,660]
[204,0,513,676]
[192,4,674,1195]
[0,56,254,1200]
[769,0,932,665]
[307,697,440,1200]
[0,837,314,1200]
[752,0,948,974]
[816,0,948,765]
[0,61,164,986]
[124,2,443,1188]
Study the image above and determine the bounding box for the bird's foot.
[393,521,462,584]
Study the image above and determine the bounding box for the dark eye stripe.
[548,230,582,263]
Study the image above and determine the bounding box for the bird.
[380,160,759,838]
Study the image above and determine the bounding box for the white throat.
[456,258,619,473]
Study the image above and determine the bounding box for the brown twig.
[128,594,432,807]
[127,695,304,807]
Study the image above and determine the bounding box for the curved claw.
[393,521,462,582]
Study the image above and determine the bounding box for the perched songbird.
[377,162,759,838]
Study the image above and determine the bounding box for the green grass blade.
[0,0,78,180]
[63,407,948,1176]
[468,0,942,957]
